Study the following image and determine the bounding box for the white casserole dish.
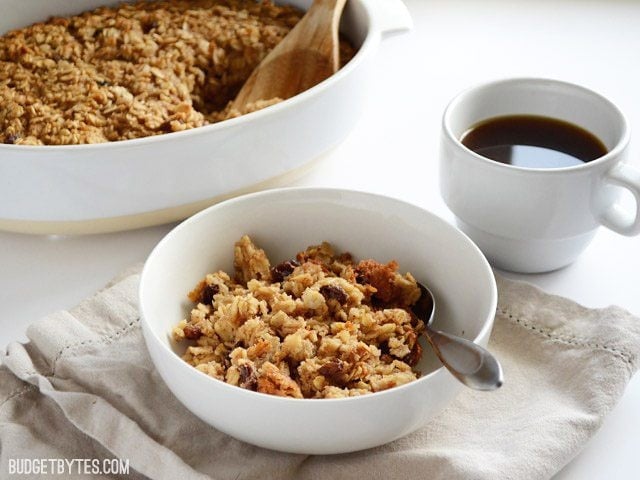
[0,0,411,234]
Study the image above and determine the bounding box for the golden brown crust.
[257,362,303,398]
[356,259,421,307]
[234,235,272,284]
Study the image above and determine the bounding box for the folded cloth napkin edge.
[494,273,640,373]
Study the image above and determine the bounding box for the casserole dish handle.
[368,0,413,36]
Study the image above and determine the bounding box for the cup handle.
[600,163,640,236]
[367,0,413,36]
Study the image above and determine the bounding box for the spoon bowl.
[413,283,503,391]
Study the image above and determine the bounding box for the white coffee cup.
[439,78,640,273]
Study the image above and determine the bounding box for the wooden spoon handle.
[232,0,347,110]
[292,0,347,72]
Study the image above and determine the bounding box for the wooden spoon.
[231,0,347,111]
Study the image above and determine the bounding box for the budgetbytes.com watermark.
[8,458,130,476]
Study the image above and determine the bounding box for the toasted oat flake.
[173,235,426,399]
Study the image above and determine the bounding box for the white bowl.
[0,0,412,234]
[139,188,498,454]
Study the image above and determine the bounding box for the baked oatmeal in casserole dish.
[172,235,427,399]
[0,0,355,145]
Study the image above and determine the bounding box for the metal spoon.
[412,283,503,391]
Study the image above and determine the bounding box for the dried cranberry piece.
[200,284,219,305]
[319,284,348,305]
[183,324,202,340]
[238,364,258,391]
[270,260,299,283]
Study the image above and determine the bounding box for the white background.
[1,0,639,478]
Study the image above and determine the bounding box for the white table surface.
[1,0,639,478]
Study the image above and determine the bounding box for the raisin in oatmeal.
[0,0,355,145]
[172,235,426,399]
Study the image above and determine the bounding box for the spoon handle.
[425,328,503,391]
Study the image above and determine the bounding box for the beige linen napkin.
[1,269,639,480]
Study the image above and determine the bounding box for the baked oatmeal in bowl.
[139,187,497,454]
[173,235,426,399]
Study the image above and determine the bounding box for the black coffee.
[460,115,608,168]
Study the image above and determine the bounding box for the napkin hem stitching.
[51,318,140,375]
[499,308,634,366]
[0,384,34,408]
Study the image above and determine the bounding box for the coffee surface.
[461,115,608,168]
